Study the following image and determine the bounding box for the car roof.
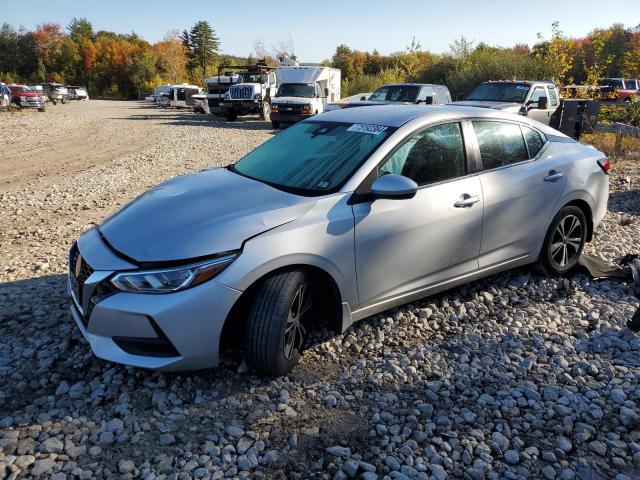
[316,104,546,128]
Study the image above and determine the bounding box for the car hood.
[453,100,522,112]
[99,168,314,263]
[272,96,315,105]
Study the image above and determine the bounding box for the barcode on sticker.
[347,124,388,135]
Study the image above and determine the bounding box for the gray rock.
[31,458,56,476]
[118,459,135,474]
[588,440,606,456]
[42,437,64,453]
[504,450,519,465]
[343,459,360,477]
[326,445,351,458]
[159,433,175,446]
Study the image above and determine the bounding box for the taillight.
[597,158,611,175]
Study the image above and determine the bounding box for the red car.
[7,84,46,112]
[599,78,639,102]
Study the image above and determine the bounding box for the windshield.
[238,73,262,83]
[276,83,315,98]
[9,86,31,93]
[466,83,531,102]
[369,85,420,103]
[232,121,395,195]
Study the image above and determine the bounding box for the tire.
[52,100,57,106]
[260,99,271,121]
[62,98,67,104]
[38,107,45,112]
[226,110,238,122]
[271,120,280,129]
[246,270,313,376]
[538,206,587,275]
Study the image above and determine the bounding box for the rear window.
[466,83,530,103]
[369,85,420,103]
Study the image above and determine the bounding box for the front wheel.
[260,100,271,121]
[538,206,587,275]
[246,271,313,376]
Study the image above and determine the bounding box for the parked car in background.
[0,84,11,109]
[192,93,209,114]
[270,66,341,128]
[42,83,69,104]
[454,80,560,125]
[205,75,239,115]
[150,84,171,104]
[326,83,451,112]
[598,78,639,102]
[167,84,202,108]
[221,62,278,121]
[68,105,609,375]
[67,86,89,100]
[7,84,46,112]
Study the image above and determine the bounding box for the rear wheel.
[246,270,312,376]
[538,206,587,275]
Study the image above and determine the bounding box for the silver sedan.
[68,105,610,375]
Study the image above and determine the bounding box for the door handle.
[454,194,480,208]
[544,170,564,182]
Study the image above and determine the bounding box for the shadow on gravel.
[112,110,275,130]
[608,188,640,216]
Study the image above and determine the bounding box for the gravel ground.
[0,101,639,480]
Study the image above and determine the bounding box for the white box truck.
[270,66,341,128]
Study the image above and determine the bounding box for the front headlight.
[254,93,261,100]
[111,254,237,294]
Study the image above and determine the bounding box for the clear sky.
[4,0,639,62]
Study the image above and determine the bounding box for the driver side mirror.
[370,174,418,200]
[424,96,434,105]
[456,92,464,101]
[537,96,548,109]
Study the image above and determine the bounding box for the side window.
[547,87,558,106]
[473,121,528,169]
[378,123,466,186]
[416,87,428,102]
[529,87,547,104]
[521,126,545,158]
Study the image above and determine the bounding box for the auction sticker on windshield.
[347,124,388,135]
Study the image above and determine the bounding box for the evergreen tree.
[68,17,94,43]
[186,21,220,78]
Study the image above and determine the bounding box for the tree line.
[1,19,638,99]
[0,18,237,98]
[332,23,640,96]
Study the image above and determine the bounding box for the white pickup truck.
[270,66,341,128]
[454,80,561,125]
